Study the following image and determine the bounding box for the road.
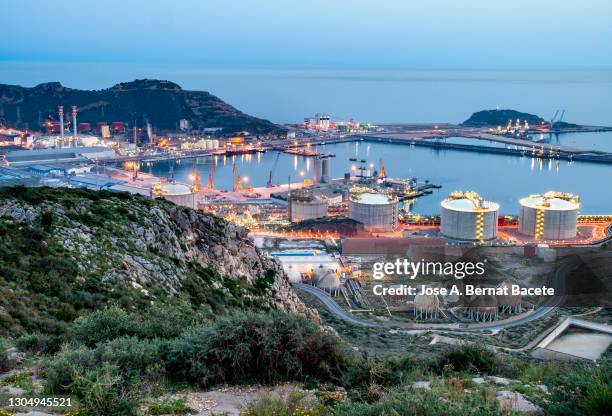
[294,283,376,327]
[295,258,578,333]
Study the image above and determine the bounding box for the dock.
[351,133,612,165]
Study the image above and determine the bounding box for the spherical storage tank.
[440,191,499,241]
[519,192,579,240]
[348,187,398,232]
[153,183,197,210]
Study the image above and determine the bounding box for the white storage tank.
[519,192,579,240]
[348,187,398,232]
[287,189,328,222]
[440,191,499,241]
[152,182,197,209]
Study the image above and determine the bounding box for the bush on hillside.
[0,338,10,372]
[433,344,504,376]
[333,388,501,416]
[166,310,350,386]
[15,333,63,355]
[340,354,422,401]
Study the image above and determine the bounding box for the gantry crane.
[267,151,281,187]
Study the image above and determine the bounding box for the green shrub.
[149,396,195,415]
[134,302,205,339]
[43,347,98,394]
[243,390,328,416]
[96,336,167,376]
[433,344,502,376]
[69,306,135,347]
[340,353,421,397]
[69,364,140,416]
[15,333,63,355]
[539,361,612,416]
[334,388,501,416]
[166,311,349,387]
[0,338,9,372]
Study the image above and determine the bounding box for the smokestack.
[58,105,65,148]
[321,157,330,183]
[71,105,78,147]
[313,157,320,184]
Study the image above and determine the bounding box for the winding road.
[295,258,578,332]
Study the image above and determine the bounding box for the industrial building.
[152,182,197,209]
[287,188,328,222]
[440,191,499,241]
[519,192,580,240]
[348,187,398,232]
[5,147,116,166]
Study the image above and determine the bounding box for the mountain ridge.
[0,79,283,135]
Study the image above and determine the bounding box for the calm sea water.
[3,63,611,212]
[1,63,611,125]
[144,141,612,215]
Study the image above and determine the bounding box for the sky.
[2,0,611,69]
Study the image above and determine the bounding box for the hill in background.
[462,109,545,127]
[0,79,282,135]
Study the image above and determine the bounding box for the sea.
[2,63,612,214]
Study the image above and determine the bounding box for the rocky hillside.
[0,79,282,135]
[0,186,313,334]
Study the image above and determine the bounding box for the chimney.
[71,105,78,147]
[58,105,64,148]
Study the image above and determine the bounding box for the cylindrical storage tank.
[348,188,398,232]
[320,158,330,183]
[153,183,196,209]
[440,192,499,241]
[518,192,579,240]
[287,189,328,222]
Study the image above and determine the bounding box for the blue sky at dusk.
[2,0,611,69]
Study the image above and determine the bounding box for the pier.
[350,133,612,165]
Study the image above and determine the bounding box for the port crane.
[190,159,201,192]
[550,109,566,127]
[232,162,243,192]
[267,151,282,187]
[207,160,216,190]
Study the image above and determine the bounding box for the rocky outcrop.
[0,187,315,321]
